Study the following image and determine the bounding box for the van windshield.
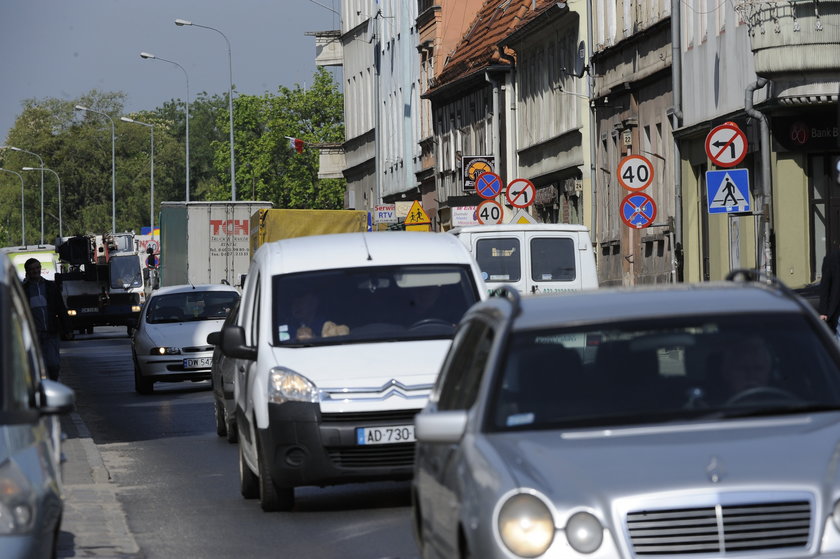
[271,265,480,346]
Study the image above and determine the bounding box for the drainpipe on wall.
[670,0,683,283]
[745,77,773,277]
[485,72,502,179]
[586,0,597,242]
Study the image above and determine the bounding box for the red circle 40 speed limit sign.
[476,199,504,225]
[617,154,654,192]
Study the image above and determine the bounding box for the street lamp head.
[174,18,192,26]
[120,117,135,123]
[21,167,39,171]
[74,105,88,111]
[140,52,156,59]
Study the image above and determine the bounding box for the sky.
[0,0,343,142]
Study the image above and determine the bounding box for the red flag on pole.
[286,136,304,154]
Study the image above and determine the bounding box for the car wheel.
[257,438,294,512]
[133,357,154,395]
[225,414,238,444]
[239,437,259,499]
[214,399,227,437]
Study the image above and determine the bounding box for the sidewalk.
[57,413,141,558]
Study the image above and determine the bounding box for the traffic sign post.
[617,155,655,191]
[505,178,536,208]
[476,199,504,225]
[705,123,748,168]
[620,192,657,229]
[475,172,503,200]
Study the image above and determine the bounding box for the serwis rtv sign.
[374,204,397,224]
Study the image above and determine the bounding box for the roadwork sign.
[706,169,750,213]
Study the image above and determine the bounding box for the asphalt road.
[61,326,419,559]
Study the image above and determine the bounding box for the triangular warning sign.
[710,172,749,212]
[404,200,431,225]
[507,208,538,224]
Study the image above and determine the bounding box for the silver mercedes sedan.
[413,273,840,559]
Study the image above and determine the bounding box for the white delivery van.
[448,223,598,295]
[219,231,486,511]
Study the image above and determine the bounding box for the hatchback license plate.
[183,357,212,369]
[356,425,415,445]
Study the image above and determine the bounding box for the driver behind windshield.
[714,334,775,402]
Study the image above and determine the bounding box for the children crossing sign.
[706,169,750,214]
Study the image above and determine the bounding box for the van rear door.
[471,232,526,295]
[525,232,584,294]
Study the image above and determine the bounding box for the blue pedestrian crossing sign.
[706,169,750,214]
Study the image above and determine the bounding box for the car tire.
[225,414,238,444]
[239,438,259,499]
[257,438,294,512]
[133,357,154,395]
[214,399,227,437]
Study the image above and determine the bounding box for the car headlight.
[268,367,318,404]
[150,347,181,355]
[497,493,555,557]
[0,460,36,534]
[566,511,603,553]
[66,309,77,317]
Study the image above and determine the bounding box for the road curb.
[58,413,141,558]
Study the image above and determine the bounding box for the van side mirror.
[220,325,257,361]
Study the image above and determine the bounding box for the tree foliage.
[0,67,346,246]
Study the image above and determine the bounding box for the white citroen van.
[448,223,598,295]
[219,231,486,511]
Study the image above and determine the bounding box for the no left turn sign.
[705,123,747,168]
[505,178,536,208]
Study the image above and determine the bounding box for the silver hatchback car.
[0,252,75,558]
[413,273,840,559]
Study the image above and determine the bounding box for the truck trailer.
[249,208,369,257]
[158,201,273,289]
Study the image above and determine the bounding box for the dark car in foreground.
[413,271,840,558]
[0,252,75,558]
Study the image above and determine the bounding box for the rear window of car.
[271,264,480,346]
[487,313,840,431]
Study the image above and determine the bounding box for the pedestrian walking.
[819,247,840,342]
[22,257,66,380]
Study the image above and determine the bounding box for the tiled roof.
[430,0,556,92]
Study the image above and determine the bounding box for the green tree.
[217,66,345,208]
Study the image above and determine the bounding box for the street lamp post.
[175,18,236,201]
[0,145,44,243]
[140,52,190,201]
[22,167,62,238]
[0,168,26,245]
[121,117,155,237]
[74,105,116,233]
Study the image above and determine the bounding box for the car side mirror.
[220,325,257,361]
[207,331,221,345]
[38,379,75,416]
[414,410,468,444]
